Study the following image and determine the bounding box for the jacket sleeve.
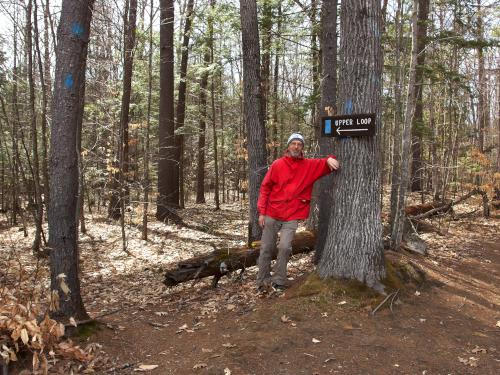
[257,164,275,215]
[308,154,337,181]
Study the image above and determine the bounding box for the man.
[256,133,339,292]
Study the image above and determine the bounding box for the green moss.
[69,320,102,340]
[382,256,426,291]
[290,272,380,309]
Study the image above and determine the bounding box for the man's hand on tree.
[258,215,265,228]
[327,157,340,171]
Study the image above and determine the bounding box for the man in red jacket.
[256,133,339,292]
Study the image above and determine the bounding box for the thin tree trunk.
[142,0,154,241]
[176,0,194,209]
[410,0,430,192]
[35,0,51,213]
[219,50,226,203]
[196,50,210,204]
[261,0,272,150]
[476,0,485,154]
[390,0,404,231]
[271,3,282,161]
[390,0,420,250]
[157,0,178,220]
[26,0,44,253]
[210,0,220,210]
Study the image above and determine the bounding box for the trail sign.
[322,114,375,137]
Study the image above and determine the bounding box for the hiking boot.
[256,285,268,295]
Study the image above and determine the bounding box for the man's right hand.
[258,215,265,228]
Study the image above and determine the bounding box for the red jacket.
[257,153,336,221]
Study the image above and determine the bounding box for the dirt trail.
[87,223,499,374]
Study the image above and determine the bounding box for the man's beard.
[289,150,302,158]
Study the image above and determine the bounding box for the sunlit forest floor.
[1,196,499,374]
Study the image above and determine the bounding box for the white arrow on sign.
[336,128,368,135]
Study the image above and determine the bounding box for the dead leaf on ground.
[458,356,479,367]
[193,363,207,369]
[222,343,236,348]
[312,338,321,343]
[134,364,159,371]
[280,315,291,323]
[224,368,231,375]
[471,346,487,354]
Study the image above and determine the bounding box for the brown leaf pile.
[0,287,92,373]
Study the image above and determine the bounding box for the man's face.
[287,140,304,158]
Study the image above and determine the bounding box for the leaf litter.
[1,200,499,373]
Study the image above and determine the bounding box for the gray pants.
[256,216,298,287]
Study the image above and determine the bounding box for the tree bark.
[175,0,194,209]
[196,51,210,204]
[142,0,154,240]
[48,0,94,321]
[240,0,267,244]
[391,0,420,250]
[311,0,337,263]
[26,0,44,253]
[476,0,486,155]
[390,0,404,232]
[157,0,178,220]
[410,0,430,192]
[317,0,385,289]
[209,0,220,210]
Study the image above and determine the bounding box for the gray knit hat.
[287,133,305,146]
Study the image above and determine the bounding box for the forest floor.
[2,196,500,375]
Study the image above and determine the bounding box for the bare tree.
[48,0,95,320]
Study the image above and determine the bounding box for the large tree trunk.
[157,0,178,220]
[410,0,430,192]
[175,0,194,209]
[240,0,268,244]
[317,0,385,289]
[48,0,94,321]
[311,0,337,263]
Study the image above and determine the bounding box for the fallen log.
[164,230,316,287]
[409,189,490,220]
[404,201,452,217]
